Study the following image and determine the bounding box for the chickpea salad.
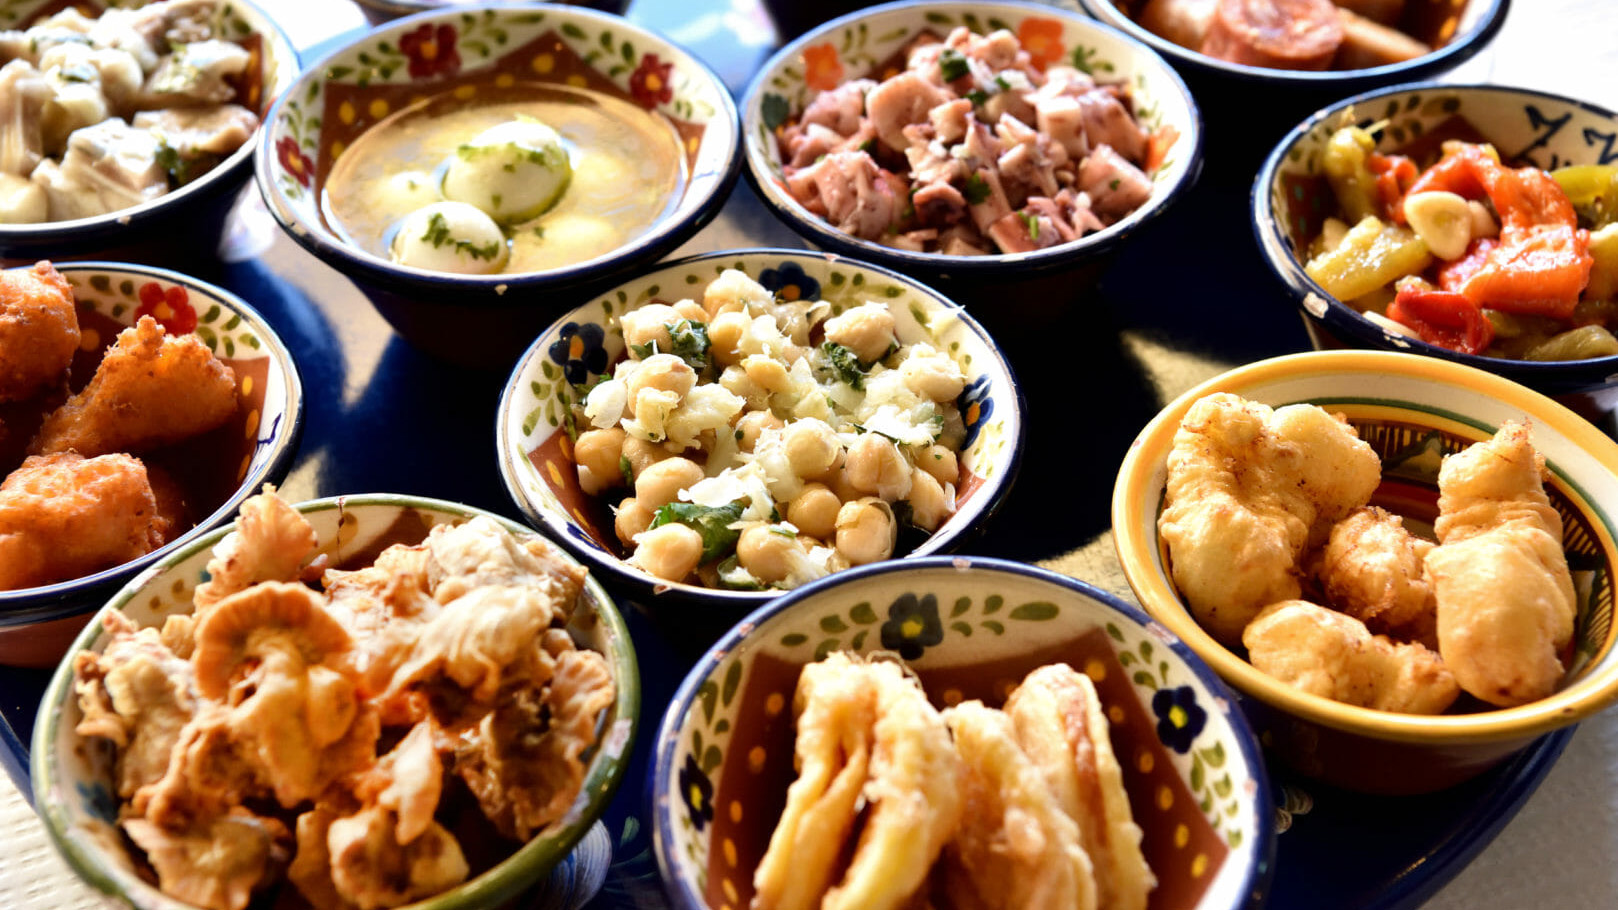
[567,268,976,591]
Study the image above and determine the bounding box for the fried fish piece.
[0,260,78,404]
[941,700,1096,910]
[1158,393,1381,645]
[1243,599,1460,714]
[1005,664,1154,910]
[1316,506,1437,643]
[1428,422,1577,707]
[29,314,237,458]
[73,610,197,800]
[0,450,164,589]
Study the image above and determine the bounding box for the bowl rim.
[1111,348,1618,745]
[737,0,1206,276]
[494,246,1030,608]
[0,0,300,250]
[29,490,643,910]
[1077,0,1512,89]
[647,554,1277,910]
[252,1,743,301]
[1251,80,1618,387]
[0,260,305,628]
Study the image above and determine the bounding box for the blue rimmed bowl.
[496,248,1025,617]
[0,0,299,267]
[739,0,1202,309]
[255,2,741,368]
[0,262,302,667]
[32,492,641,910]
[650,557,1276,910]
[1255,83,1618,399]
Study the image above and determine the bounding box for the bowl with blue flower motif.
[650,557,1276,910]
[496,249,1025,618]
[0,261,302,668]
[254,2,741,368]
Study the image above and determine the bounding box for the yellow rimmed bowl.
[1112,349,1618,794]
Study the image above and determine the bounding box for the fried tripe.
[1315,506,1437,644]
[0,260,78,404]
[1428,422,1576,707]
[30,314,238,458]
[941,700,1096,910]
[1243,599,1460,714]
[1004,664,1154,910]
[0,451,164,589]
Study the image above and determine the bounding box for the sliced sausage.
[1198,0,1344,71]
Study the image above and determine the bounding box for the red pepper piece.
[1368,152,1418,220]
[1387,284,1495,355]
[1449,225,1592,320]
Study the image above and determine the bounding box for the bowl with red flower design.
[0,0,299,267]
[650,556,1275,910]
[496,248,1025,617]
[255,2,741,368]
[1255,82,1618,401]
[0,261,302,667]
[739,0,1201,308]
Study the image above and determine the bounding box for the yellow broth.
[321,83,687,273]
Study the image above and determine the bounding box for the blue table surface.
[0,1,1596,909]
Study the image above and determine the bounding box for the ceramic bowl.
[352,0,628,27]
[31,493,641,910]
[0,0,299,267]
[1078,0,1508,159]
[739,0,1201,310]
[255,2,741,368]
[1112,349,1618,794]
[651,557,1277,910]
[0,262,302,667]
[1254,82,1618,399]
[497,249,1025,619]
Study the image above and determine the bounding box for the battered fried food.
[30,314,238,458]
[0,261,78,404]
[1158,393,1381,644]
[1427,422,1577,707]
[1004,665,1154,910]
[0,451,164,589]
[941,700,1096,910]
[1315,506,1437,643]
[1242,599,1460,714]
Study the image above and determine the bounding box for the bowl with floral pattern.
[0,261,302,667]
[651,556,1276,910]
[0,0,299,267]
[32,492,640,910]
[255,2,741,368]
[496,248,1025,618]
[1112,349,1618,794]
[739,0,1201,308]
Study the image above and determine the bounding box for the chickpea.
[620,303,684,354]
[672,298,708,323]
[918,444,960,485]
[825,463,863,503]
[901,350,966,402]
[906,467,950,532]
[737,525,804,584]
[787,483,841,540]
[635,456,705,510]
[823,303,897,364]
[614,496,654,546]
[845,433,912,501]
[708,311,750,366]
[782,419,842,480]
[631,523,704,582]
[575,427,627,482]
[835,498,896,566]
[742,354,790,394]
[622,436,673,478]
[720,364,770,409]
[626,353,696,402]
[734,410,785,452]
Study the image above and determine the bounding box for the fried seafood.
[0,260,77,403]
[1004,665,1154,910]
[1158,392,1381,644]
[1427,422,1577,707]
[30,314,237,458]
[69,490,616,910]
[0,450,164,589]
[1243,599,1459,714]
[1315,506,1437,643]
[760,655,1154,910]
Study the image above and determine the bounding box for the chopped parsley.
[1108,178,1121,190]
[858,138,877,155]
[994,74,1011,91]
[618,455,634,487]
[420,211,502,261]
[939,47,969,82]
[962,172,991,205]
[631,319,710,369]
[1019,211,1040,240]
[821,341,868,391]
[964,88,988,107]
[649,501,745,563]
[154,143,218,187]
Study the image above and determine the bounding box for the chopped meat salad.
[777,26,1160,255]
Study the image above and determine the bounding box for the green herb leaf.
[962,172,990,205]
[650,501,745,563]
[820,342,868,391]
[939,47,969,82]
